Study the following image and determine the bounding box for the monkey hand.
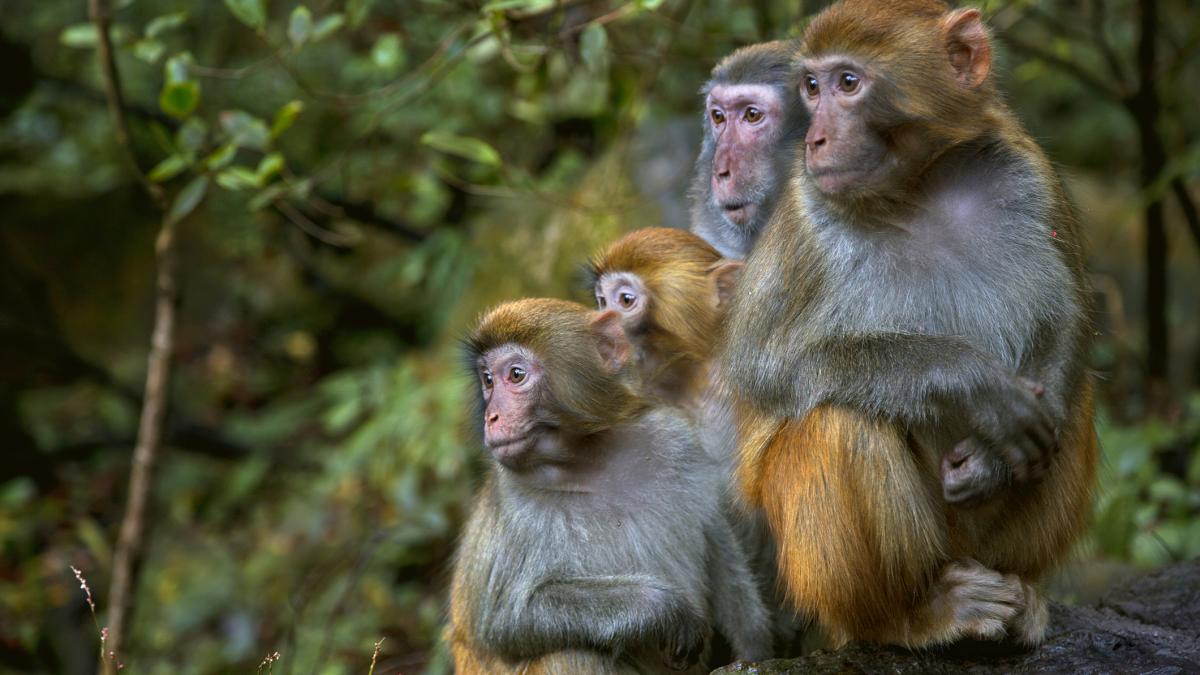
[658,605,707,671]
[930,559,1023,642]
[962,374,1056,484]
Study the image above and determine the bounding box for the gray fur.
[456,406,772,670]
[724,135,1091,461]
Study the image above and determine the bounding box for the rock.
[713,560,1200,675]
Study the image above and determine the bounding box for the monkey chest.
[826,220,1056,367]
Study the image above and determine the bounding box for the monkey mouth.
[721,201,756,225]
[488,434,534,466]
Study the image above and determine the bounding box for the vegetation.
[0,0,1196,672]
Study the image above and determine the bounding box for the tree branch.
[1171,178,1200,251]
[88,0,180,666]
[999,32,1125,102]
[88,0,166,211]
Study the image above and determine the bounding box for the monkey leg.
[942,379,1097,646]
[751,404,1030,648]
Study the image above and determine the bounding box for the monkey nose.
[487,412,500,424]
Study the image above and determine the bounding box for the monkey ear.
[589,310,632,372]
[941,8,992,88]
[709,261,745,309]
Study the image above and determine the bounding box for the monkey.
[448,298,772,673]
[589,227,743,413]
[690,40,809,260]
[721,0,1097,649]
[589,227,811,655]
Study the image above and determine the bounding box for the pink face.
[594,272,649,330]
[706,83,785,226]
[477,344,544,468]
[800,56,891,195]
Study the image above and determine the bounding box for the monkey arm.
[704,516,772,661]
[480,574,705,661]
[780,333,1055,467]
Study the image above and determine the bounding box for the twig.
[89,0,182,665]
[1170,178,1200,251]
[999,32,1124,102]
[88,0,166,210]
[1087,0,1129,83]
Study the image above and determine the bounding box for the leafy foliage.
[0,0,1196,673]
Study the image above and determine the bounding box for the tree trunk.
[1130,0,1169,396]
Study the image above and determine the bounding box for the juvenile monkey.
[691,40,808,259]
[448,299,771,673]
[590,227,742,414]
[590,228,806,654]
[723,0,1097,648]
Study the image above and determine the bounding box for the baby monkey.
[447,298,770,674]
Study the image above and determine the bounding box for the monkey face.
[477,344,546,468]
[594,271,650,330]
[799,56,896,195]
[705,83,788,230]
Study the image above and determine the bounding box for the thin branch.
[89,0,181,666]
[999,32,1125,102]
[1088,0,1130,83]
[88,0,166,210]
[1171,178,1200,251]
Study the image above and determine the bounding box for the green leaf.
[248,183,287,210]
[311,13,344,41]
[371,34,404,72]
[579,23,607,72]
[216,167,262,191]
[270,100,304,138]
[159,80,200,119]
[223,0,266,29]
[60,23,135,48]
[132,38,166,63]
[60,24,99,48]
[219,110,271,150]
[146,11,188,38]
[166,175,209,225]
[288,6,313,49]
[204,142,238,170]
[481,0,553,11]
[420,131,501,166]
[256,152,285,182]
[164,52,192,83]
[346,0,376,27]
[148,153,190,182]
[176,117,208,153]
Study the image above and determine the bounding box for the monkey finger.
[1001,444,1030,483]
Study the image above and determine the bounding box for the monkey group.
[446,1,1097,672]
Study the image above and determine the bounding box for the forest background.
[0,0,1197,673]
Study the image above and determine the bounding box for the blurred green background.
[0,0,1197,672]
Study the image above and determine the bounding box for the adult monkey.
[723,0,1097,649]
[690,40,808,259]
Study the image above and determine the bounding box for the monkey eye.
[804,75,819,96]
[743,107,763,123]
[508,366,526,384]
[482,371,494,389]
[596,295,607,309]
[839,72,860,93]
[618,292,636,308]
[710,109,726,125]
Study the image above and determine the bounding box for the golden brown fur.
[740,383,1096,646]
[589,228,736,406]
